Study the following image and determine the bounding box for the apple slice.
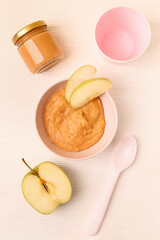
[21,159,72,215]
[22,174,59,215]
[65,65,97,102]
[38,162,72,204]
[70,78,112,108]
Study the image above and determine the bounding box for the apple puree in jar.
[12,21,63,73]
[43,88,106,152]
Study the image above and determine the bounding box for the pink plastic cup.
[95,7,151,63]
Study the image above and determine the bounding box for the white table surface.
[1,0,160,239]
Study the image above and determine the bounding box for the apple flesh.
[22,161,72,215]
[65,65,97,102]
[70,78,112,108]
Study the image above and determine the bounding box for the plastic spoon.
[84,136,137,236]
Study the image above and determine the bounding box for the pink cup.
[95,7,151,63]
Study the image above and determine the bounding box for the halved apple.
[65,65,97,102]
[22,160,72,215]
[70,78,112,108]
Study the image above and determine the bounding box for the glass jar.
[12,20,64,73]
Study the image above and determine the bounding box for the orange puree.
[43,88,106,152]
[12,21,63,73]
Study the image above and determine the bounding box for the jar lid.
[12,20,47,45]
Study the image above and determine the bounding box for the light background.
[0,0,160,239]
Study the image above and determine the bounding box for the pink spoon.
[84,136,137,236]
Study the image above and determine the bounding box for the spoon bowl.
[113,136,137,172]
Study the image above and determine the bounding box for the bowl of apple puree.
[36,81,118,159]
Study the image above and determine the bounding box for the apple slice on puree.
[65,65,97,101]
[21,159,72,215]
[70,78,112,108]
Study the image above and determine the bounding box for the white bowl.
[36,80,118,160]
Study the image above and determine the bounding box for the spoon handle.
[84,167,119,236]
